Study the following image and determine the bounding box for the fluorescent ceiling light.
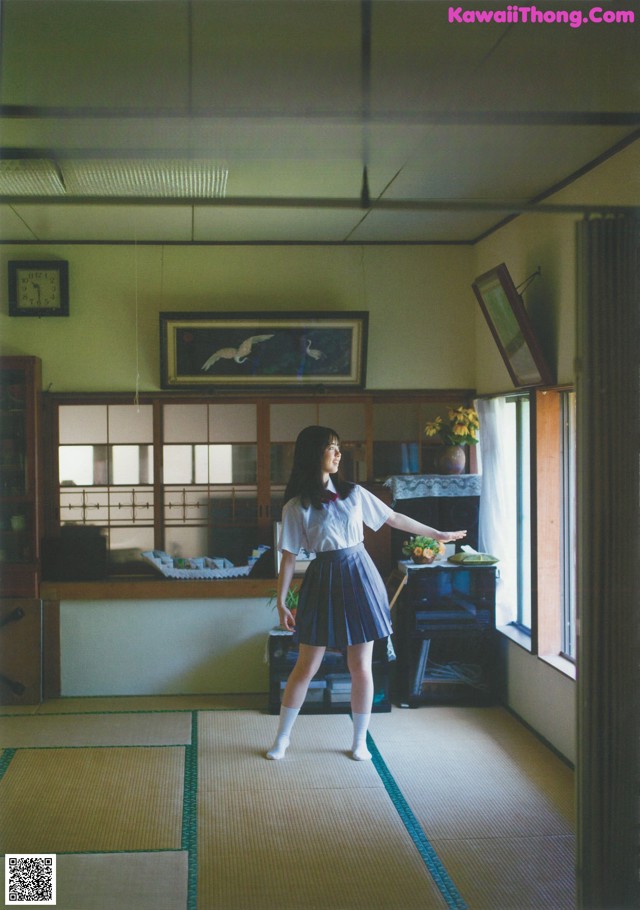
[0,159,66,195]
[0,159,229,198]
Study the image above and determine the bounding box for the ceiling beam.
[2,106,639,127]
[1,196,636,216]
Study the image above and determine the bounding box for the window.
[162,403,258,565]
[504,394,532,630]
[48,390,475,578]
[58,404,155,571]
[479,388,577,672]
[561,391,577,660]
[476,394,532,633]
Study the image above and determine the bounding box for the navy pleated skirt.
[295,543,392,649]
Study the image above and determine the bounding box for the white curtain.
[475,397,517,627]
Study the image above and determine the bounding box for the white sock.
[351,711,372,761]
[266,705,300,760]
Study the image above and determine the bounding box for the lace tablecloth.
[141,551,252,579]
[383,474,482,502]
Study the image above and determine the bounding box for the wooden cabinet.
[0,598,42,705]
[0,357,42,598]
[393,563,499,707]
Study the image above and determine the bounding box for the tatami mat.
[0,747,184,854]
[0,852,189,910]
[369,708,574,839]
[199,711,384,792]
[199,787,450,910]
[33,693,265,714]
[0,712,192,748]
[433,834,576,910]
[369,706,576,910]
[0,700,576,909]
[0,703,40,716]
[197,711,451,910]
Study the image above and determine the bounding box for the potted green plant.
[266,586,299,616]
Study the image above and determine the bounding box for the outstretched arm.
[385,511,467,542]
[276,550,297,631]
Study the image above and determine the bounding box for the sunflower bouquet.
[401,536,445,564]
[424,406,479,446]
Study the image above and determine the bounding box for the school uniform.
[279,480,393,648]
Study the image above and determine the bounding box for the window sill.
[538,652,577,681]
[497,623,532,652]
[41,577,277,601]
[497,624,577,681]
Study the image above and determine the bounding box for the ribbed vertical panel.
[575,214,640,910]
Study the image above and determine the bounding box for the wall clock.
[8,260,69,317]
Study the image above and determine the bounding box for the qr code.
[5,855,56,906]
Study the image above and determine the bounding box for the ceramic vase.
[438,444,466,475]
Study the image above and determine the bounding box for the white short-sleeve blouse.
[279,481,393,554]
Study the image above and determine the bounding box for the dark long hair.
[283,425,354,509]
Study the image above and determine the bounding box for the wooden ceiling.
[1,0,638,244]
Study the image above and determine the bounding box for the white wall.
[60,598,276,696]
[505,643,576,763]
[0,244,475,392]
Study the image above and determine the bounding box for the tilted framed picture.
[160,311,368,389]
[471,263,554,388]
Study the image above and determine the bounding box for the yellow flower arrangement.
[424,406,479,447]
[401,536,446,563]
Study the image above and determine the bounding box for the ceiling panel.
[191,1,362,114]
[193,206,363,243]
[350,209,497,243]
[0,0,190,110]
[225,160,365,199]
[10,205,193,243]
[380,126,637,202]
[466,12,640,113]
[370,1,640,114]
[0,205,38,240]
[369,4,510,114]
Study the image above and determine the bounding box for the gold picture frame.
[160,311,368,389]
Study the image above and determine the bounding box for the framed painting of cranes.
[160,311,368,389]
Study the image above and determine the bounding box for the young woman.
[266,425,467,761]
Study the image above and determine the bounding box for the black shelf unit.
[393,563,499,707]
[267,632,392,714]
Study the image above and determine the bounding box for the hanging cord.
[516,266,541,295]
[133,229,141,410]
[359,245,367,308]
